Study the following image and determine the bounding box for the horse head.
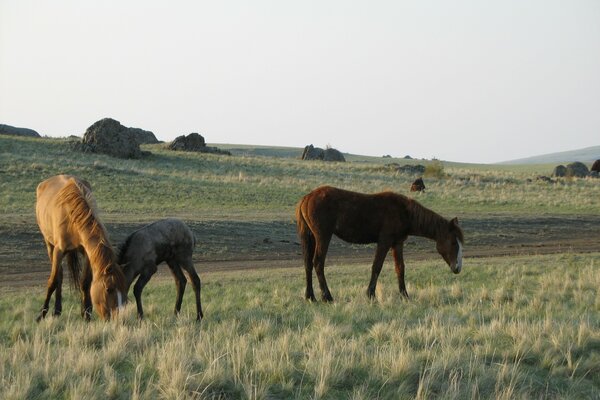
[436,217,464,274]
[90,264,127,320]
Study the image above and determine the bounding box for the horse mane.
[117,231,135,265]
[56,178,118,274]
[405,196,464,242]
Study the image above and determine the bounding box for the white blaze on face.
[455,240,463,272]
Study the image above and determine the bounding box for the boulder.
[0,124,41,138]
[129,127,160,144]
[301,144,345,162]
[552,165,567,177]
[167,133,230,155]
[78,118,143,158]
[591,160,600,173]
[565,162,589,178]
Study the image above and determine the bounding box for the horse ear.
[451,217,459,226]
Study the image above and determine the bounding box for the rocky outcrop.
[591,160,600,173]
[77,118,144,158]
[0,124,41,138]
[396,164,426,175]
[129,127,159,144]
[301,145,346,162]
[167,133,230,155]
[565,162,589,178]
[552,165,567,177]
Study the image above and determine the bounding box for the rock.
[0,124,41,138]
[78,118,143,158]
[565,162,589,178]
[410,177,426,192]
[552,165,567,177]
[591,160,600,173]
[301,144,345,162]
[589,171,599,178]
[129,127,160,144]
[167,133,230,155]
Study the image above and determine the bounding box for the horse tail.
[295,196,315,261]
[65,251,82,290]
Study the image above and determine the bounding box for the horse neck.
[408,201,449,241]
[78,222,115,275]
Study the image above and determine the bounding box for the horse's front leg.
[367,242,390,299]
[80,256,93,321]
[392,243,409,299]
[133,266,156,319]
[37,246,64,322]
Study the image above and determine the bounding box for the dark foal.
[296,186,464,302]
[119,218,203,321]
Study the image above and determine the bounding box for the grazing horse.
[118,218,203,321]
[296,186,464,302]
[35,175,126,321]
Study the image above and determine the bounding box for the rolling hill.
[500,145,600,165]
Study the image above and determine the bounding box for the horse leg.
[80,256,93,321]
[313,234,334,302]
[133,263,157,319]
[392,243,409,299]
[302,231,317,302]
[366,242,390,299]
[180,258,203,321]
[167,262,187,317]
[37,245,64,322]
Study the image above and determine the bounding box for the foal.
[118,218,203,321]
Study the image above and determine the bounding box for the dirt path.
[1,214,599,288]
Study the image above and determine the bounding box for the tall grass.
[1,253,598,398]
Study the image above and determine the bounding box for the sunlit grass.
[0,253,598,398]
[1,136,598,220]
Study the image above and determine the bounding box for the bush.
[424,160,446,178]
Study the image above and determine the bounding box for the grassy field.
[0,253,599,399]
[1,135,599,221]
[1,135,599,398]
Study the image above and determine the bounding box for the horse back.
[35,175,87,248]
[301,186,410,244]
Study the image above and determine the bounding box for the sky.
[1,1,599,163]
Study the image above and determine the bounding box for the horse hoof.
[322,295,334,303]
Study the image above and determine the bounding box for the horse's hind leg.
[314,234,334,302]
[302,231,317,302]
[392,243,409,299]
[37,244,63,322]
[366,242,391,299]
[181,258,203,321]
[167,262,187,317]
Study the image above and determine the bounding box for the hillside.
[500,145,600,165]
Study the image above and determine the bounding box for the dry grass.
[1,253,599,399]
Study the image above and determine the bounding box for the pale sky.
[1,1,599,163]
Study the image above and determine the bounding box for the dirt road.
[1,214,599,288]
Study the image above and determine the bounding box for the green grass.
[0,253,598,399]
[1,135,599,220]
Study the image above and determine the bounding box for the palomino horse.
[118,218,203,321]
[35,175,126,320]
[296,186,464,302]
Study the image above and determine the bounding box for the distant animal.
[35,174,126,321]
[410,177,426,192]
[296,186,464,302]
[118,218,203,321]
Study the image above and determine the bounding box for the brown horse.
[296,186,464,302]
[35,175,126,321]
[118,218,203,321]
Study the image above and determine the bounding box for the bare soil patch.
[1,214,599,288]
